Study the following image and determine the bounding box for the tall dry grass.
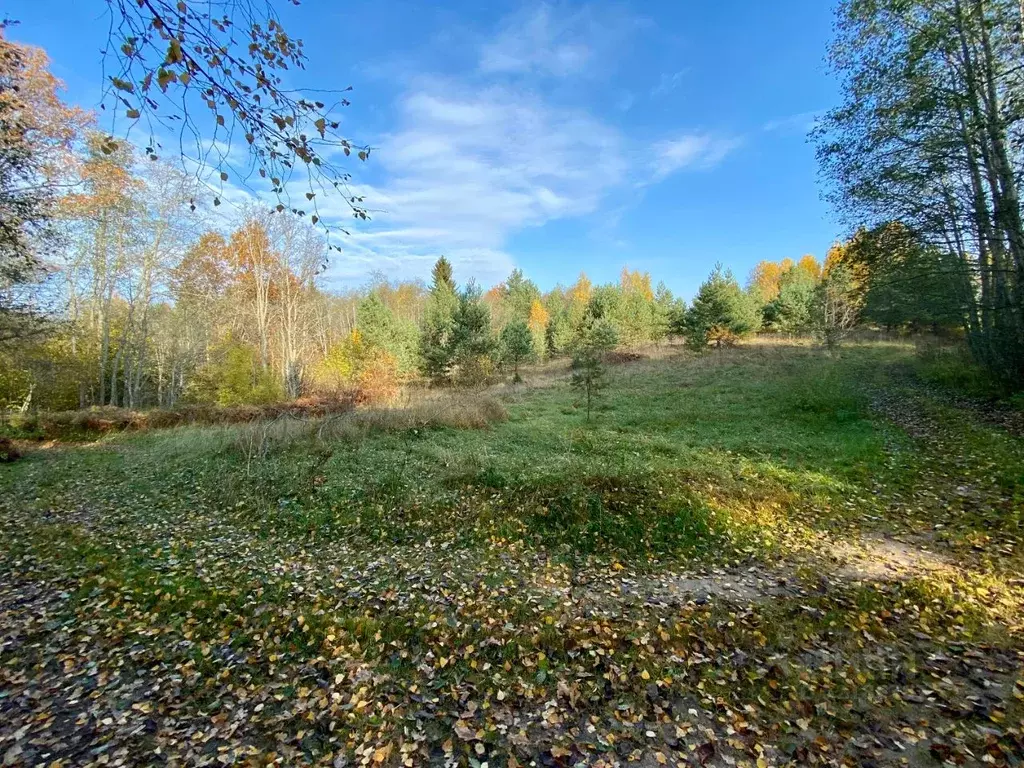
[4,397,357,441]
[231,392,508,461]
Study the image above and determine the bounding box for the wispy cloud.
[479,3,638,79]
[318,80,628,287]
[763,110,821,135]
[650,134,742,179]
[305,5,739,288]
[651,69,688,97]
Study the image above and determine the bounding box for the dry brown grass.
[7,396,357,441]
[230,392,508,459]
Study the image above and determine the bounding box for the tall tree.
[817,0,1024,384]
[449,282,495,386]
[229,216,276,374]
[420,256,459,383]
[499,268,542,324]
[762,261,819,333]
[357,291,418,375]
[0,30,88,341]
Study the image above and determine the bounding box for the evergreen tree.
[431,256,456,292]
[501,268,542,322]
[570,319,617,421]
[685,264,760,349]
[587,285,621,324]
[762,265,818,333]
[543,288,573,355]
[653,281,685,341]
[357,292,418,373]
[450,281,496,386]
[565,273,593,344]
[419,257,459,382]
[499,319,534,383]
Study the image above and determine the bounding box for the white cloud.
[651,69,688,97]
[650,134,741,179]
[763,110,821,134]
[317,80,628,288]
[479,3,635,78]
[479,4,590,77]
[306,6,738,288]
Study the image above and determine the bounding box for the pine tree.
[501,268,542,322]
[419,257,459,382]
[652,281,685,341]
[450,282,495,386]
[762,265,818,333]
[500,319,534,383]
[685,264,759,349]
[570,319,617,421]
[357,292,418,373]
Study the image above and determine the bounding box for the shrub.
[356,349,402,405]
[0,437,21,462]
[187,340,283,406]
[915,341,1006,399]
[706,325,740,348]
[453,353,497,388]
[309,331,359,395]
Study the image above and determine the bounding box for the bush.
[186,340,283,406]
[356,350,402,405]
[915,341,1006,399]
[309,332,359,395]
[0,437,21,462]
[706,325,741,348]
[453,353,498,388]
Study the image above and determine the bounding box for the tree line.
[6,5,1019,415]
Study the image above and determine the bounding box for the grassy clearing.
[1,340,1023,767]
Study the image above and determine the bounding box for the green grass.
[4,343,900,560]
[2,340,1023,767]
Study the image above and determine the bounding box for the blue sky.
[8,0,840,298]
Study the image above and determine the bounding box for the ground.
[1,340,1022,767]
